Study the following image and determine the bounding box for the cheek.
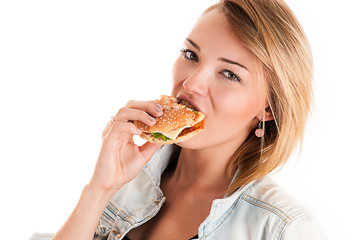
[210,90,261,131]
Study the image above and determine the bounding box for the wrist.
[87,176,125,194]
[83,183,118,203]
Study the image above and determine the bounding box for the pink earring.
[255,121,264,138]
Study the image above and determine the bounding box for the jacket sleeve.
[29,227,110,240]
[28,233,54,240]
[279,213,327,240]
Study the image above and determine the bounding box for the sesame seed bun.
[134,95,205,144]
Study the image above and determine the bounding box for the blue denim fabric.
[30,144,326,240]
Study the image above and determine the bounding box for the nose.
[182,67,209,96]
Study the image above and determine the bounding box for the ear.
[256,104,274,122]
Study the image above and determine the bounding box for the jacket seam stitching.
[109,201,123,216]
[243,194,292,221]
[241,196,289,222]
[273,221,287,240]
[105,205,117,219]
[144,165,162,198]
[115,199,161,222]
[101,212,115,226]
[288,209,305,218]
[274,211,308,240]
[119,209,137,224]
[272,209,306,239]
[104,209,116,222]
[110,199,161,221]
[118,214,136,225]
[109,201,119,213]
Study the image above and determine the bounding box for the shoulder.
[238,176,327,240]
[242,176,305,220]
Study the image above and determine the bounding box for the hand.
[88,100,164,193]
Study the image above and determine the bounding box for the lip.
[176,94,203,113]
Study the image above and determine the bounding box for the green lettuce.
[151,132,171,141]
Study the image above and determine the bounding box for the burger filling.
[149,125,190,141]
[151,133,171,141]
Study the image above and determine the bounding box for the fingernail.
[148,115,155,122]
[155,104,163,111]
[136,128,142,134]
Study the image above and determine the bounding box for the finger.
[102,120,113,139]
[105,122,141,143]
[116,108,158,127]
[138,142,164,164]
[125,100,164,118]
[103,99,164,140]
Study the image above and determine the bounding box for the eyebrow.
[186,38,201,51]
[185,38,249,72]
[217,57,249,72]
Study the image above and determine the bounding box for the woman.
[31,0,326,239]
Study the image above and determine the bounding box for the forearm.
[52,184,117,240]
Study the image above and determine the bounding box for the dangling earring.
[255,120,264,138]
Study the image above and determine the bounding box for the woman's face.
[171,8,268,150]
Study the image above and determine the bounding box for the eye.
[180,48,199,62]
[219,70,242,83]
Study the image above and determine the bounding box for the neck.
[170,139,243,194]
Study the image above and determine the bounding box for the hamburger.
[134,95,205,144]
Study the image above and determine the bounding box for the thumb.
[139,142,164,163]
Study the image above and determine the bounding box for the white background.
[0,0,360,239]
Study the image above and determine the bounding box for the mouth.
[176,96,200,112]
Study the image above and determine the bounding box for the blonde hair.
[204,0,314,195]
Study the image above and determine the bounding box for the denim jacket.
[30,144,326,240]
